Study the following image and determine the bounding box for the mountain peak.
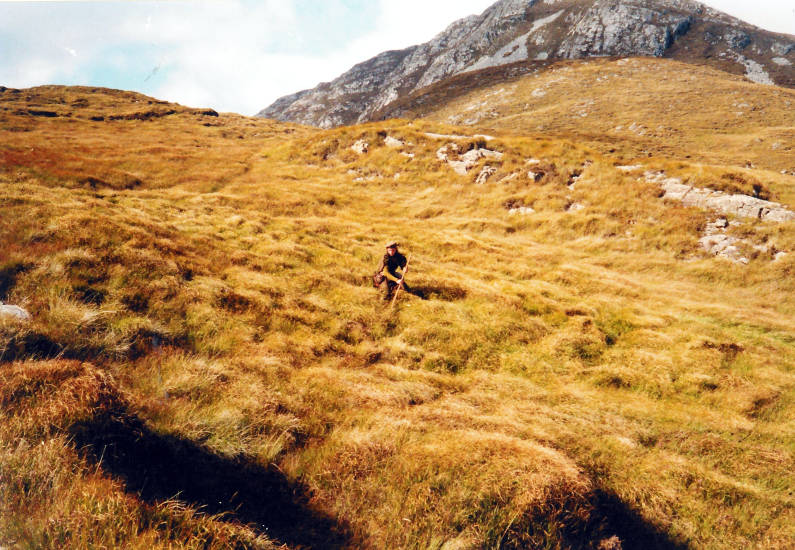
[258,0,795,127]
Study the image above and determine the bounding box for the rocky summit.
[258,0,795,128]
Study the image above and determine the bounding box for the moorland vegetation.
[1,67,794,549]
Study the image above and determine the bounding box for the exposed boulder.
[0,303,31,322]
[351,139,369,154]
[384,135,405,148]
[476,165,498,184]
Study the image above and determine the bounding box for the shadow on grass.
[70,409,355,549]
[0,262,29,301]
[410,282,467,302]
[0,329,63,363]
[590,489,690,550]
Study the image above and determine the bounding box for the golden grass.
[1,84,794,548]
[410,58,795,178]
[0,360,280,549]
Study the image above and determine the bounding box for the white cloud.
[146,0,495,114]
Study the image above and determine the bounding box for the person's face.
[387,246,397,256]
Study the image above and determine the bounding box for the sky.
[0,0,793,116]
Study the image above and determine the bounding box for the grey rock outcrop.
[698,218,785,264]
[476,165,498,184]
[699,219,748,263]
[0,303,31,322]
[258,0,795,127]
[646,171,795,222]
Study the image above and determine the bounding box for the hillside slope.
[258,0,795,127]
[377,57,795,173]
[2,86,795,549]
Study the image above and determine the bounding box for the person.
[373,241,410,301]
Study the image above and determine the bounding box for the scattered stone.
[0,303,31,322]
[699,224,747,264]
[528,171,544,182]
[384,135,404,148]
[448,161,469,176]
[774,251,788,261]
[526,158,541,166]
[475,165,497,184]
[351,139,369,154]
[462,148,503,163]
[772,57,792,66]
[438,144,503,176]
[628,122,646,135]
[617,164,644,172]
[567,202,585,212]
[400,152,415,159]
[436,144,454,162]
[508,206,535,215]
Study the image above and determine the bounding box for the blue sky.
[1,0,793,115]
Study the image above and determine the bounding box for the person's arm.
[384,268,402,283]
[375,255,388,279]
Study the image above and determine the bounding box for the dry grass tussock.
[1,85,794,549]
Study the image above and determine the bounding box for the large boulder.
[646,171,795,222]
